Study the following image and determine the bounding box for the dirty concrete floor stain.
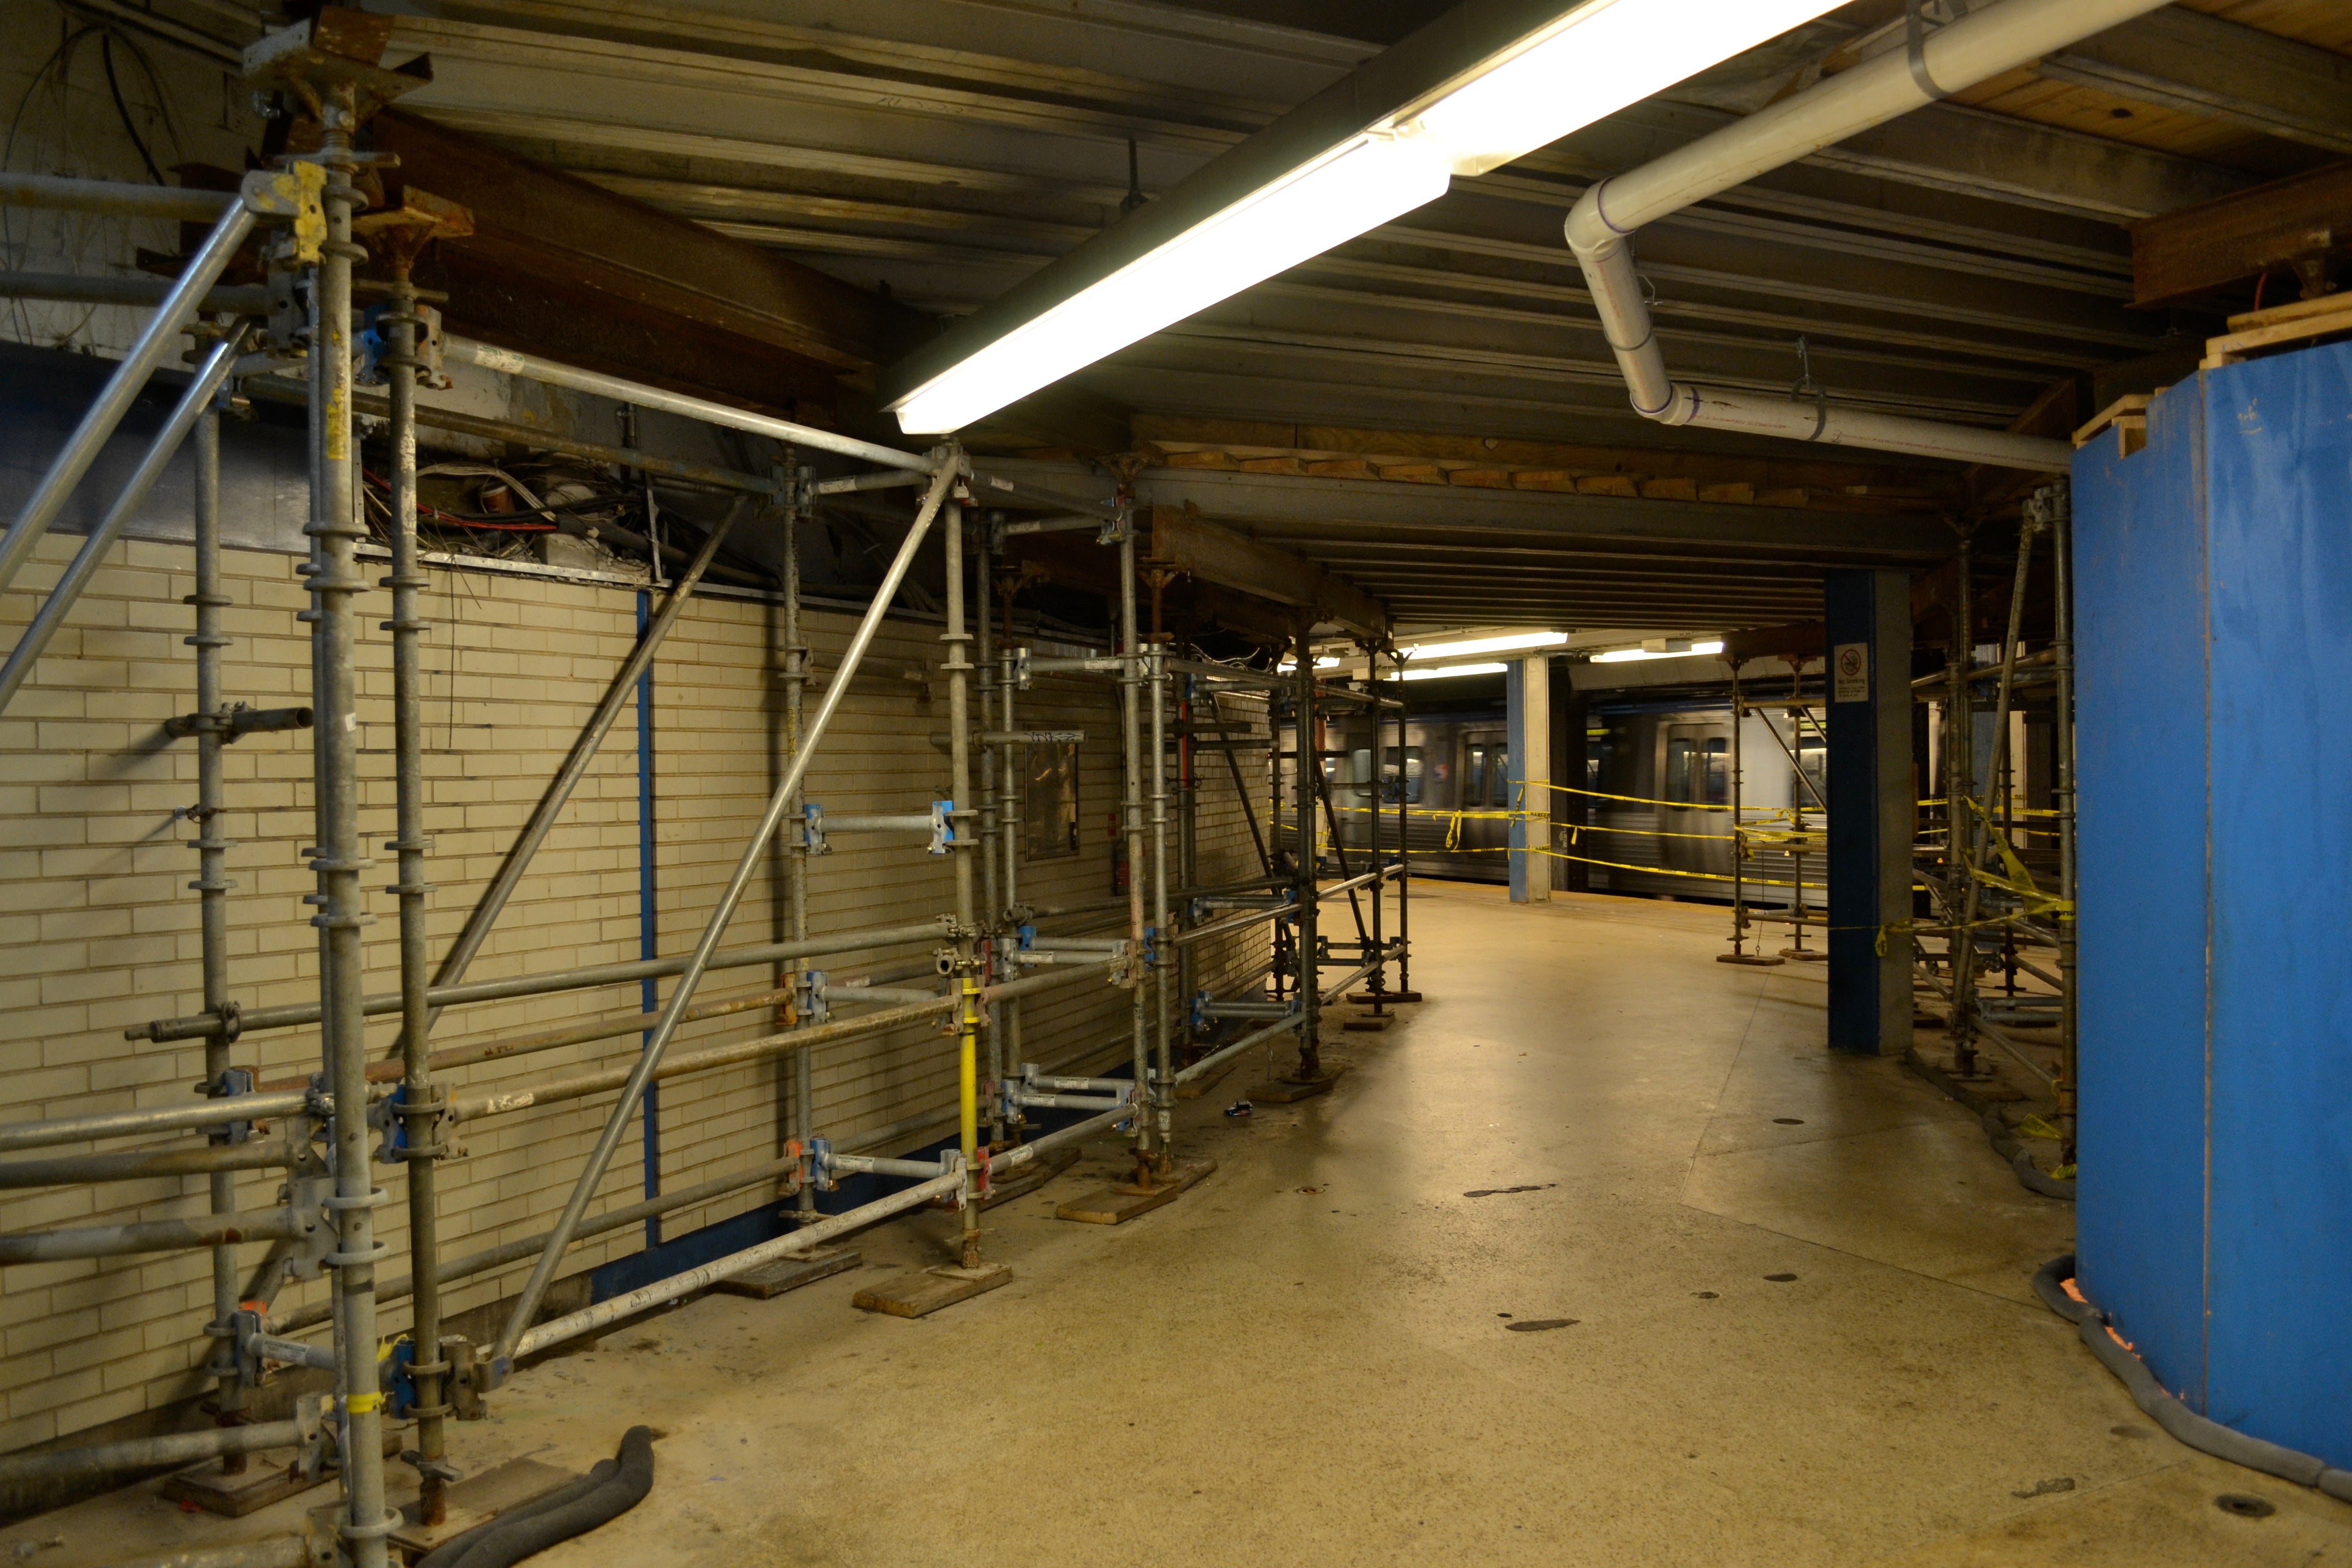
[21,886,2350,1565]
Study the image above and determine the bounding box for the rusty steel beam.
[1146,503,1387,640]
[2130,160,2352,308]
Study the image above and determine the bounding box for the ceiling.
[100,0,2352,636]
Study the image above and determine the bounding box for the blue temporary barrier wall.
[2073,337,2352,1469]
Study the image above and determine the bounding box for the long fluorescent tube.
[896,136,1450,435]
[1402,630,1567,660]
[1591,640,1725,664]
[886,0,1843,435]
[1400,661,1508,681]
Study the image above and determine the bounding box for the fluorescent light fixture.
[894,136,1450,435]
[1277,654,1344,671]
[1591,640,1725,664]
[1401,630,1567,661]
[884,0,1844,434]
[1405,1,1840,178]
[1400,660,1508,681]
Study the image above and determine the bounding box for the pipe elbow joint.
[1562,181,1621,260]
[1629,382,1697,427]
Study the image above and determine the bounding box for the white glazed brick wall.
[0,532,1270,1451]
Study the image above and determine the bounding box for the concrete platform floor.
[23,884,2351,1565]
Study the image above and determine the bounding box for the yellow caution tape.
[345,1391,384,1414]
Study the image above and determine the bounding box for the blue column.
[1505,655,1550,903]
[1825,569,1912,1054]
[635,590,662,1244]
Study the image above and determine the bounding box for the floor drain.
[1504,1318,1578,1333]
[1763,1273,1798,1283]
[2215,1494,2275,1518]
[1773,1117,1805,1125]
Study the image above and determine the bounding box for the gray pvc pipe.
[1561,0,2172,472]
[0,1140,292,1189]
[2033,1256,2352,1503]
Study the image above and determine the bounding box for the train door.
[1462,731,1509,812]
[1660,721,1730,875]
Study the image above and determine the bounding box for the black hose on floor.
[417,1426,656,1568]
[2034,1255,2352,1504]
[1903,1049,2075,1200]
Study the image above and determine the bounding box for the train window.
[1465,744,1487,807]
[1702,737,1730,806]
[1489,746,1510,806]
[1665,737,1697,803]
[1381,746,1423,804]
[1796,738,1827,807]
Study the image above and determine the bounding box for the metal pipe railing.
[511,1171,964,1361]
[0,268,270,314]
[131,919,947,1044]
[0,1140,296,1189]
[0,1208,311,1264]
[487,460,960,1373]
[443,335,934,476]
[276,1155,802,1335]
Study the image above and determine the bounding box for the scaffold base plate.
[712,1247,861,1299]
[1055,1159,1215,1225]
[1381,989,1424,1002]
[161,1420,401,1518]
[1717,953,1786,966]
[852,1263,1011,1318]
[387,1457,578,1557]
[1345,991,1415,1005]
[1245,1066,1348,1102]
[157,1451,322,1518]
[1341,1012,1393,1032]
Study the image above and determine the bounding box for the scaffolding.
[0,52,1417,1556]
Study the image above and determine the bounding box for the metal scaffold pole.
[308,80,393,1568]
[1947,534,1978,1075]
[783,458,815,1222]
[186,348,250,1473]
[1393,647,1414,1000]
[378,238,452,1528]
[1292,626,1321,1083]
[943,499,984,1265]
[974,517,1003,1150]
[1119,516,1152,1175]
[998,640,1025,1138]
[2046,480,2078,1160]
[1147,646,1173,1171]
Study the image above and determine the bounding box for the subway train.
[1281,697,1825,905]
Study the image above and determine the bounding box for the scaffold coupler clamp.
[797,970,831,1027]
[927,800,955,855]
[204,1065,256,1144]
[799,801,830,856]
[806,1137,836,1193]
